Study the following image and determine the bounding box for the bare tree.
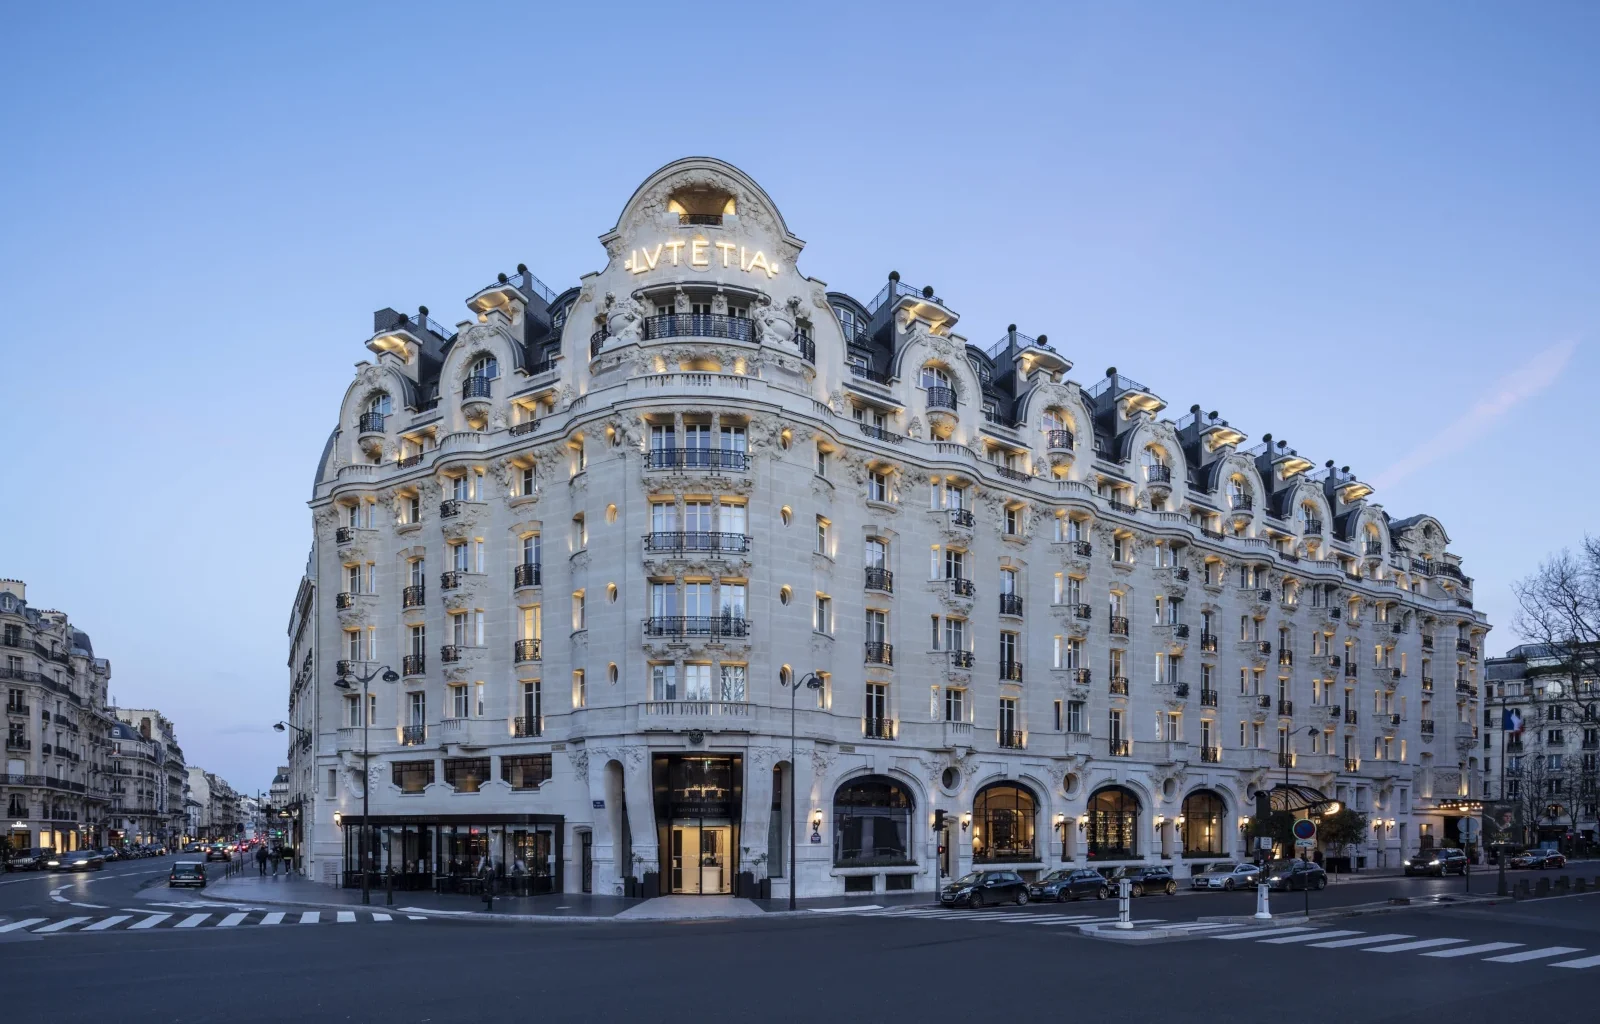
[1506,751,1581,847]
[1512,536,1600,718]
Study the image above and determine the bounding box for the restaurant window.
[1181,789,1226,856]
[501,754,553,790]
[1087,785,1140,860]
[832,775,915,867]
[391,760,434,794]
[972,782,1037,863]
[443,757,491,793]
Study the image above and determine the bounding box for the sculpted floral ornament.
[752,294,798,349]
[604,292,645,346]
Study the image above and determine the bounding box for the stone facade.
[291,158,1492,896]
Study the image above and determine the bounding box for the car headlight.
[1428,859,1440,866]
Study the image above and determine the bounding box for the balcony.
[865,567,894,593]
[1345,663,1358,679]
[1302,518,1323,536]
[1390,667,1402,684]
[948,577,975,598]
[864,642,893,666]
[1200,633,1218,653]
[1069,540,1092,557]
[590,329,607,358]
[1456,682,1479,698]
[925,385,958,411]
[1173,623,1190,638]
[357,411,386,435]
[5,738,29,751]
[643,616,751,639]
[863,717,896,740]
[336,659,357,677]
[643,313,754,343]
[441,571,463,591]
[1200,689,1219,707]
[1278,700,1294,716]
[1109,677,1129,696]
[402,654,426,677]
[336,592,357,609]
[1000,661,1024,683]
[998,594,1024,617]
[513,563,542,589]
[1109,739,1132,757]
[1072,668,1091,686]
[645,532,752,556]
[440,499,462,519]
[1145,464,1172,485]
[514,639,542,663]
[1344,709,1359,725]
[513,716,543,738]
[949,650,975,669]
[642,701,752,721]
[402,585,425,609]
[1278,753,1295,768]
[1106,499,1137,516]
[1200,746,1222,763]
[1257,695,1272,710]
[850,364,891,386]
[1046,429,1074,451]
[5,702,29,716]
[1422,634,1435,650]
[440,645,464,664]
[1455,639,1474,654]
[1344,758,1359,773]
[1231,495,1254,512]
[1172,566,1190,582]
[1109,616,1129,636]
[1364,540,1383,556]
[335,526,354,544]
[1386,713,1401,728]
[997,729,1025,750]
[646,448,751,471]
[1421,676,1433,692]
[400,725,426,746]
[949,508,975,529]
[1069,603,1092,620]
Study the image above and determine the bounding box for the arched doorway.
[1181,789,1227,858]
[1087,786,1140,860]
[832,776,915,867]
[972,782,1037,863]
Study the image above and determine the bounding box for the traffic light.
[932,809,946,833]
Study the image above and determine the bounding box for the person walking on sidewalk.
[255,844,268,877]
[270,846,281,876]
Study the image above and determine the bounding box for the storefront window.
[973,782,1037,863]
[443,758,490,793]
[833,776,914,867]
[501,755,553,790]
[391,760,434,794]
[1181,790,1226,856]
[1087,786,1140,860]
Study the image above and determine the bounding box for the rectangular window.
[573,669,586,708]
[652,663,678,701]
[944,617,966,652]
[865,608,887,643]
[999,697,1018,736]
[944,687,966,723]
[684,663,711,701]
[1067,700,1084,733]
[391,760,434,794]
[814,595,832,633]
[443,757,490,793]
[1165,712,1182,742]
[816,516,830,555]
[719,664,747,702]
[867,470,889,503]
[450,684,469,719]
[815,445,828,476]
[407,692,425,727]
[1005,506,1020,536]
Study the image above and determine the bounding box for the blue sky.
[2,2,1595,791]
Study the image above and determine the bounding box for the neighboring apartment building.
[185,766,212,837]
[1484,643,1600,850]
[114,707,189,846]
[107,720,165,847]
[292,157,1492,897]
[283,563,315,870]
[2,579,116,853]
[206,772,241,837]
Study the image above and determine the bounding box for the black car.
[1264,859,1327,891]
[1404,848,1467,877]
[1097,864,1178,897]
[940,870,1029,908]
[1028,868,1110,902]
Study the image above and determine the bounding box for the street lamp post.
[332,665,399,905]
[781,671,825,911]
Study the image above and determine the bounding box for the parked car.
[168,861,207,888]
[1264,859,1327,891]
[1029,868,1111,902]
[1190,862,1262,891]
[7,848,46,871]
[99,847,120,862]
[1519,850,1567,869]
[204,844,231,862]
[940,870,1029,908]
[1097,865,1178,897]
[1404,848,1468,877]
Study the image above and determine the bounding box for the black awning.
[1267,784,1337,813]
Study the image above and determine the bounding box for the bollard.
[1515,878,1530,899]
[1115,877,1133,930]
[1254,881,1272,920]
[1556,876,1570,893]
[1536,877,1550,897]
[1576,878,1588,894]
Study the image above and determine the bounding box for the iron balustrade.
[948,577,975,597]
[949,650,975,669]
[1200,689,1219,707]
[1257,695,1272,709]
[643,616,751,639]
[514,639,542,662]
[336,592,356,609]
[402,655,426,676]
[1173,623,1191,638]
[1365,540,1384,555]
[1422,634,1435,649]
[679,213,722,225]
[440,645,464,664]
[1344,758,1359,772]
[440,571,463,591]
[1071,540,1092,557]
[440,499,462,518]
[1390,714,1402,727]
[589,330,607,357]
[997,729,1025,749]
[1200,633,1219,652]
[1107,499,1138,515]
[1109,677,1129,696]
[401,725,426,746]
[1173,566,1190,581]
[1201,527,1226,540]
[864,567,894,592]
[1232,495,1254,511]
[336,527,354,544]
[336,659,357,676]
[1278,700,1294,716]
[797,336,815,363]
[1257,640,1272,654]
[1000,661,1024,683]
[643,313,754,343]
[509,419,540,436]
[1278,753,1294,768]
[850,364,891,385]
[462,376,493,400]
[358,412,386,433]
[1046,429,1075,450]
[863,717,896,740]
[950,508,975,528]
[1109,616,1129,636]
[864,641,894,665]
[644,531,752,555]
[1345,663,1358,679]
[995,465,1031,483]
[1109,739,1132,757]
[1279,650,1294,666]
[999,594,1024,616]
[402,585,425,608]
[646,447,751,471]
[5,702,29,715]
[513,716,543,738]
[926,385,957,410]
[858,422,906,445]
[1201,746,1222,763]
[397,452,425,468]
[1073,668,1092,685]
[1071,603,1092,620]
[514,563,542,588]
[1391,667,1402,682]
[1421,676,1434,691]
[1302,518,1323,536]
[1456,639,1474,653]
[1146,464,1172,484]
[1345,710,1359,724]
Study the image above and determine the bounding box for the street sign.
[1295,838,1315,849]
[1292,819,1317,842]
[810,831,822,844]
[1257,837,1273,851]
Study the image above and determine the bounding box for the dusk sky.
[2,3,1595,793]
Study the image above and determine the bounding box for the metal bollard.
[1115,877,1133,929]
[1254,881,1272,920]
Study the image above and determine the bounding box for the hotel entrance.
[654,754,742,895]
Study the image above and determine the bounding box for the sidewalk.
[204,874,643,921]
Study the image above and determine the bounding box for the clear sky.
[2,3,1595,793]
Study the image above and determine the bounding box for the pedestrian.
[255,843,268,877]
[270,846,280,876]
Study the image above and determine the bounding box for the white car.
[1190,862,1262,890]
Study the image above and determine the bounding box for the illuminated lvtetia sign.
[624,237,779,278]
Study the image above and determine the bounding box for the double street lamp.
[332,664,399,905]
[780,671,825,911]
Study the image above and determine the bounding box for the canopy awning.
[1267,784,1337,813]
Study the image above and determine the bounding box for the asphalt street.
[0,854,180,917]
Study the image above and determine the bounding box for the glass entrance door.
[669,825,731,894]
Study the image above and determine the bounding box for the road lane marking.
[129,914,171,930]
[1422,942,1524,958]
[406,915,427,920]
[1364,938,1469,953]
[337,911,356,923]
[1260,929,1365,945]
[175,914,210,928]
[217,913,248,928]
[299,912,320,924]
[260,913,284,925]
[83,916,133,931]
[0,918,47,933]
[1214,927,1317,941]
[1307,933,1413,948]
[34,917,90,933]
[1483,946,1583,963]
[371,913,391,922]
[1550,953,1600,969]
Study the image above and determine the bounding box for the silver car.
[1190,862,1261,890]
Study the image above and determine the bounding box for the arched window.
[1299,502,1319,528]
[1087,785,1140,860]
[972,782,1036,863]
[1229,475,1252,509]
[471,354,499,381]
[1181,789,1226,856]
[833,776,915,867]
[919,364,951,390]
[367,392,392,416]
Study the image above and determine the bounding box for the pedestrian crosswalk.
[0,909,430,936]
[1210,926,1600,970]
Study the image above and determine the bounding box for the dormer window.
[835,306,859,340]
[367,393,392,417]
[470,355,499,381]
[920,365,951,390]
